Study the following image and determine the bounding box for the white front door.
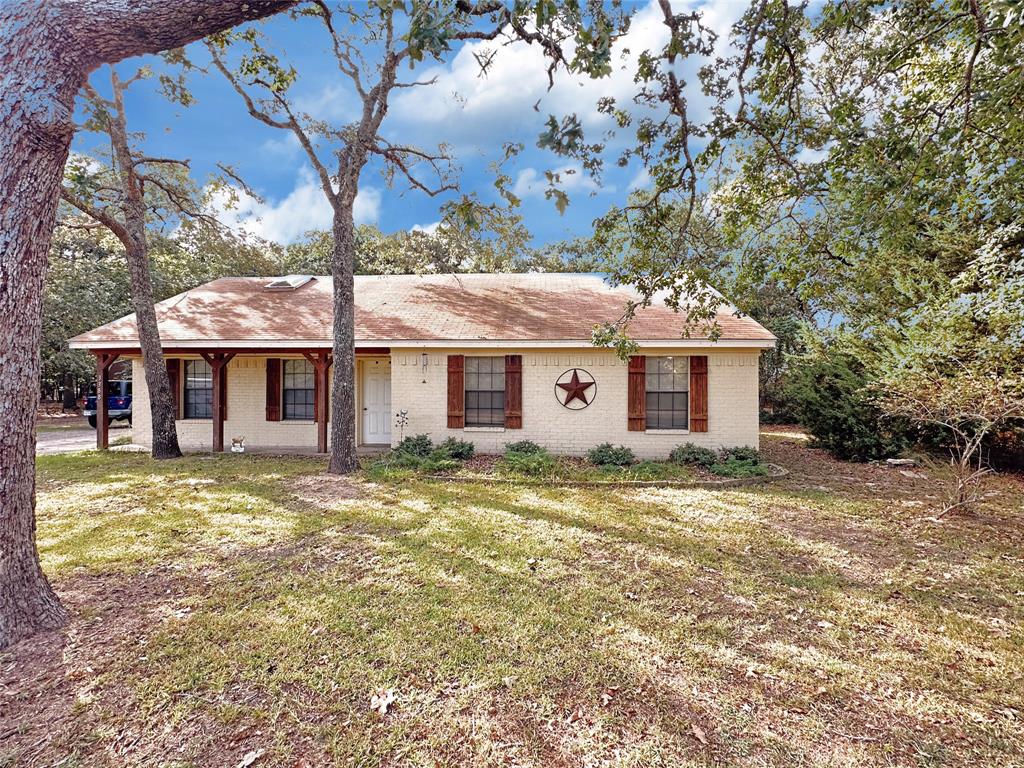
[361,366,392,444]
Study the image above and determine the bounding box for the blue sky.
[72,0,745,248]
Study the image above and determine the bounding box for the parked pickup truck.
[83,380,132,428]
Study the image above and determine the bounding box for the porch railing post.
[94,352,116,450]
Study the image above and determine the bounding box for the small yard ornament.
[554,368,596,410]
[394,409,409,441]
[231,436,245,453]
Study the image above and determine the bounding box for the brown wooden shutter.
[447,354,464,428]
[627,355,646,431]
[165,358,181,420]
[220,361,229,421]
[504,354,522,429]
[689,355,708,432]
[313,364,320,422]
[266,358,281,421]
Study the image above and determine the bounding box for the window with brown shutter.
[165,358,181,420]
[627,355,646,431]
[689,355,708,432]
[447,354,465,428]
[266,358,281,421]
[645,356,689,429]
[504,354,522,429]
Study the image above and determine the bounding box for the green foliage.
[370,438,470,477]
[504,440,543,456]
[710,457,768,478]
[438,437,475,460]
[499,449,556,477]
[42,230,133,397]
[787,353,907,461]
[587,443,636,467]
[669,443,717,468]
[722,446,760,463]
[396,434,433,458]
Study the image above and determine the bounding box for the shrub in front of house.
[710,456,769,478]
[587,443,636,467]
[722,446,760,463]
[500,447,555,476]
[439,437,475,460]
[421,448,461,473]
[670,443,718,468]
[396,434,433,458]
[505,440,543,455]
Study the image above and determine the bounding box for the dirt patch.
[288,472,363,507]
[0,569,192,766]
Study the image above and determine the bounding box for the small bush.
[630,461,666,481]
[501,449,555,476]
[505,440,543,455]
[723,445,760,463]
[438,437,475,460]
[587,443,636,466]
[421,448,461,473]
[396,434,433,458]
[710,457,768,478]
[670,442,717,468]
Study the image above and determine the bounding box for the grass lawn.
[3,434,1023,767]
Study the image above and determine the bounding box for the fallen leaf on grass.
[691,723,708,745]
[237,749,264,768]
[370,688,397,715]
[566,707,585,724]
[600,686,619,706]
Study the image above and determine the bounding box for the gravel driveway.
[35,423,132,455]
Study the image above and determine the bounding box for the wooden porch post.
[201,352,236,453]
[93,352,118,449]
[303,351,333,454]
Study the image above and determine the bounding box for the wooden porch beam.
[302,351,333,454]
[200,352,236,453]
[93,352,118,450]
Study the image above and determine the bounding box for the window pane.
[283,359,315,420]
[465,357,506,427]
[644,359,689,430]
[184,360,213,419]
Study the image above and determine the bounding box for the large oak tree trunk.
[125,244,183,458]
[0,0,295,650]
[108,73,182,459]
[328,204,359,474]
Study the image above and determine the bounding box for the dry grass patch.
[1,437,1022,767]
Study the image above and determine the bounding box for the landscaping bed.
[367,436,780,486]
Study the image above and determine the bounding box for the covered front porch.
[91,347,393,454]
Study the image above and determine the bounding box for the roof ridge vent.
[265,275,315,291]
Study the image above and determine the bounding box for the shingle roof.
[68,273,775,348]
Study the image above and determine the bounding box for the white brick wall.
[131,348,761,457]
[390,346,762,458]
[131,356,379,452]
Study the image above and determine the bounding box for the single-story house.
[69,273,776,457]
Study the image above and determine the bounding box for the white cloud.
[260,133,301,158]
[209,167,381,244]
[511,163,603,198]
[411,220,441,234]
[628,167,652,191]
[796,145,831,164]
[389,0,748,148]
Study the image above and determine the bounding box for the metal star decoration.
[557,369,594,406]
